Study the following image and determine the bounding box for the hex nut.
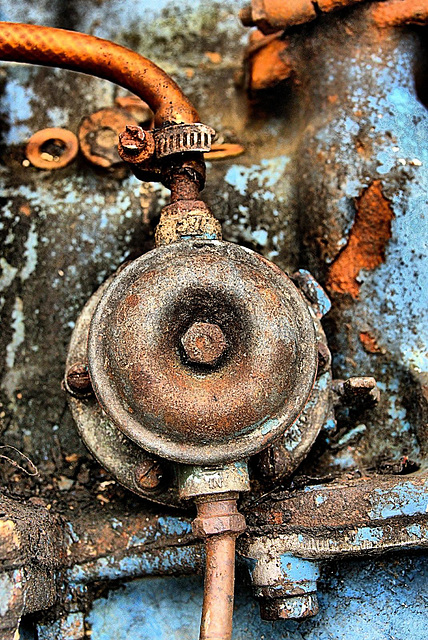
[135,459,164,490]
[181,321,227,366]
[192,512,246,538]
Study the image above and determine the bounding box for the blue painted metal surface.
[86,554,428,640]
[0,0,426,638]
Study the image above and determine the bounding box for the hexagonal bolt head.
[135,459,164,490]
[181,321,227,366]
[65,363,92,397]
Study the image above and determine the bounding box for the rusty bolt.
[343,376,380,406]
[135,459,164,490]
[118,125,155,164]
[181,322,227,366]
[65,363,92,397]
[119,125,146,153]
[333,376,380,408]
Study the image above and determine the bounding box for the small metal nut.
[192,512,246,538]
[135,459,164,490]
[260,594,319,620]
[343,376,380,407]
[181,322,227,366]
[64,363,92,397]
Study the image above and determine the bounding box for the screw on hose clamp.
[154,123,215,158]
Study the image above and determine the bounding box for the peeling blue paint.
[352,527,384,546]
[369,482,428,520]
[87,555,428,640]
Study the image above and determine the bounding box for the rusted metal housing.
[87,239,318,466]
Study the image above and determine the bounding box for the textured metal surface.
[66,265,326,506]
[154,200,222,246]
[87,239,318,465]
[154,123,215,158]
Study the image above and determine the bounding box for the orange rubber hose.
[0,22,199,126]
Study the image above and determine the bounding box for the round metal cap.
[88,239,317,465]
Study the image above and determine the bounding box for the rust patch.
[371,0,428,28]
[247,31,292,91]
[359,331,382,354]
[19,203,31,217]
[326,181,394,299]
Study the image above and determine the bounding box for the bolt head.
[181,322,227,366]
[135,459,164,490]
[119,125,146,152]
[65,363,92,396]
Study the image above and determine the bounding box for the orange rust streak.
[327,181,394,299]
[0,22,199,126]
[371,0,428,27]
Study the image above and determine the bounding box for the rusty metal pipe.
[193,497,247,640]
[0,22,199,126]
[200,533,237,640]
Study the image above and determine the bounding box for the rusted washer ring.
[26,127,78,170]
[88,239,318,466]
[79,108,138,169]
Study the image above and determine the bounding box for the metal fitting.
[155,200,222,246]
[179,462,250,500]
[243,543,321,620]
[87,240,318,466]
[333,376,380,408]
[260,592,319,620]
[192,497,247,538]
[181,321,227,366]
[64,363,92,397]
[153,123,215,158]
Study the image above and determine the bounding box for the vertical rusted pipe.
[200,533,237,640]
[193,498,246,640]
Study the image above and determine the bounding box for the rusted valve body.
[87,240,318,466]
